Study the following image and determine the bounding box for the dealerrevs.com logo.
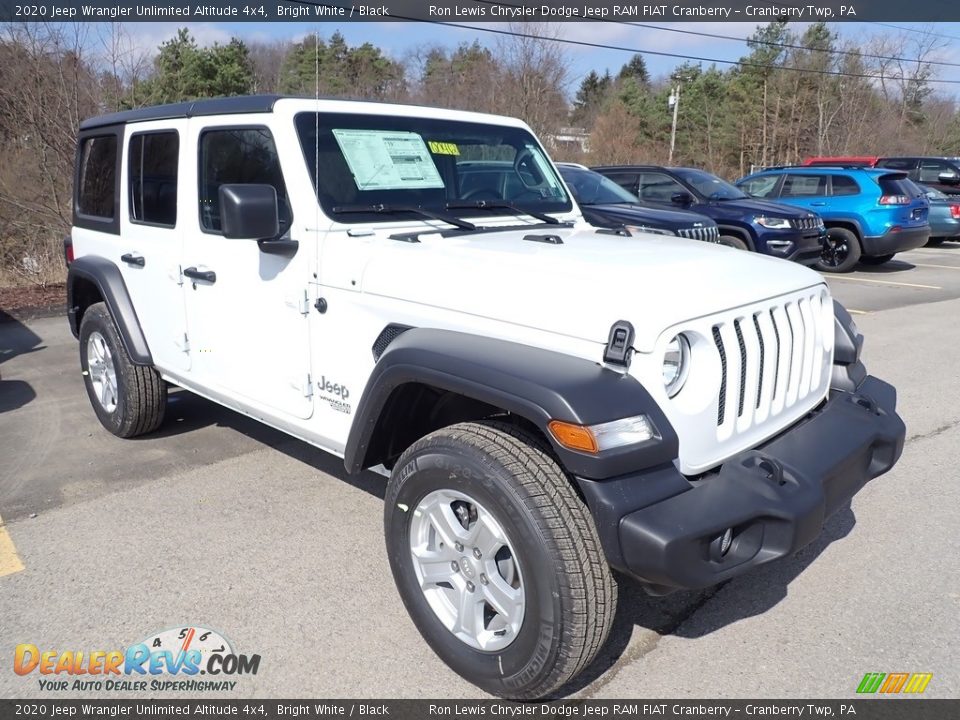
[14,626,260,692]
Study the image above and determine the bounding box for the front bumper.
[577,375,904,594]
[760,227,825,265]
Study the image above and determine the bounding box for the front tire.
[79,302,166,438]
[718,234,749,251]
[817,227,861,273]
[384,421,616,699]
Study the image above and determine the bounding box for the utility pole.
[668,81,681,164]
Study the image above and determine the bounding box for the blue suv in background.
[737,167,930,272]
[592,165,826,265]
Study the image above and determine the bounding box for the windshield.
[294,112,571,224]
[673,168,748,200]
[558,167,641,205]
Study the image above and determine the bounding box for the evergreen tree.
[618,54,649,85]
[571,70,612,126]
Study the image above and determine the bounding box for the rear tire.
[817,227,861,273]
[718,234,749,251]
[860,254,895,265]
[79,302,166,438]
[384,420,616,699]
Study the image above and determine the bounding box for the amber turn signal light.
[547,420,599,454]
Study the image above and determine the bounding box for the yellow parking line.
[823,275,942,290]
[847,309,869,315]
[913,263,960,271]
[0,514,25,577]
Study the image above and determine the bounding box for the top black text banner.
[3,0,960,22]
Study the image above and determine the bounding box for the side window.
[604,173,638,194]
[637,172,687,202]
[77,135,118,218]
[830,175,860,196]
[198,127,289,233]
[781,174,827,197]
[918,160,950,184]
[129,132,179,227]
[739,175,779,198]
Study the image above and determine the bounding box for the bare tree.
[494,23,570,138]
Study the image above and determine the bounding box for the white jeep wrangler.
[66,96,905,699]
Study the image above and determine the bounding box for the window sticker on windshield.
[428,141,460,156]
[332,129,445,190]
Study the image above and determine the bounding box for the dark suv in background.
[874,157,960,196]
[555,164,720,242]
[593,165,825,265]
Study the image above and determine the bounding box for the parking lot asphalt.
[1,243,959,700]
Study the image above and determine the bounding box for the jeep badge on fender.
[66,96,906,700]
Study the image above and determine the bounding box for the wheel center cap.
[459,556,476,579]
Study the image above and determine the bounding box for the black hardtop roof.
[78,94,518,131]
[79,95,287,131]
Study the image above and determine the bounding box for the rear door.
[119,124,189,372]
[826,174,863,216]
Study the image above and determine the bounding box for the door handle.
[121,253,145,267]
[810,202,828,207]
[183,267,216,284]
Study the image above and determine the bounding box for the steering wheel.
[461,187,502,201]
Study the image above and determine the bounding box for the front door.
[181,123,313,420]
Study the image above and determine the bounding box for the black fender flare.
[67,255,153,366]
[344,328,678,480]
[822,217,865,240]
[715,224,756,251]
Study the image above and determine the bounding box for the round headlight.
[663,334,691,398]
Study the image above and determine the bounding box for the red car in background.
[801,156,880,167]
[803,156,960,196]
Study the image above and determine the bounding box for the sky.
[118,20,960,97]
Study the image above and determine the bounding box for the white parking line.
[913,263,960,271]
[903,248,960,256]
[822,275,942,290]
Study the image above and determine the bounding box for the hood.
[360,225,825,352]
[698,197,818,220]
[583,203,717,230]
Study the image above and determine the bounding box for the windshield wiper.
[446,200,561,225]
[332,203,476,231]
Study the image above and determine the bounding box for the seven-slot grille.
[678,226,721,243]
[711,291,829,441]
[794,216,822,231]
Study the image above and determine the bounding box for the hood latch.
[603,320,635,368]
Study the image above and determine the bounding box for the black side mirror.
[938,170,959,185]
[671,192,694,206]
[218,184,297,257]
